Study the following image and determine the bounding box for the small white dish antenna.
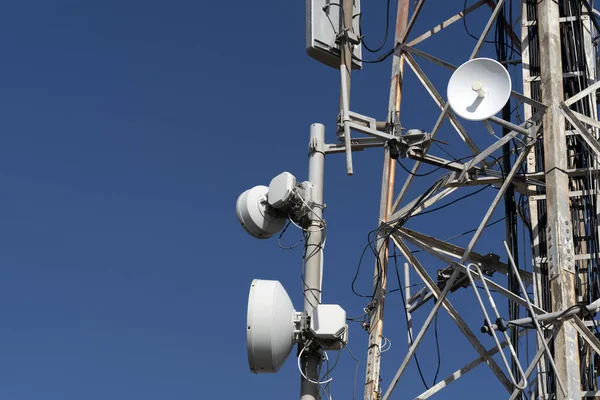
[247,279,299,373]
[236,186,286,239]
[447,58,511,121]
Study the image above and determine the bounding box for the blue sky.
[0,1,530,399]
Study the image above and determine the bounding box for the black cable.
[446,216,507,241]
[495,9,522,385]
[351,225,388,299]
[352,48,395,64]
[508,321,536,330]
[358,0,392,53]
[351,176,444,300]
[351,219,400,299]
[549,304,589,326]
[579,0,600,42]
[398,144,519,181]
[322,3,346,23]
[323,3,393,66]
[508,0,515,60]
[350,175,448,324]
[350,152,506,314]
[582,305,600,335]
[474,285,500,293]
[344,344,361,400]
[392,248,434,389]
[278,220,304,250]
[433,313,441,385]
[301,228,326,308]
[396,154,475,177]
[387,282,427,294]
[347,311,369,323]
[411,185,491,217]
[409,217,507,256]
[462,0,520,55]
[396,159,447,177]
[432,140,461,161]
[321,347,343,382]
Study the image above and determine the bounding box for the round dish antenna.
[247,279,298,373]
[447,58,511,121]
[236,186,286,239]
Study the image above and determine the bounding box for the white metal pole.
[300,123,326,400]
[340,0,353,175]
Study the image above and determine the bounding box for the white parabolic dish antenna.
[236,185,286,239]
[247,279,297,374]
[447,58,511,121]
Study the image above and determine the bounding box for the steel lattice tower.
[344,1,600,399]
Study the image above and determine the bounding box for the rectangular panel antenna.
[306,0,362,70]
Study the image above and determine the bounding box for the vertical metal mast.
[364,1,409,399]
[340,0,354,175]
[537,1,581,398]
[300,124,326,400]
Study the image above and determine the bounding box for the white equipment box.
[310,304,347,341]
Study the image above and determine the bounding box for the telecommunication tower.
[237,1,600,399]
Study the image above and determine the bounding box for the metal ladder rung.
[523,16,581,26]
[526,71,584,82]
[531,189,600,201]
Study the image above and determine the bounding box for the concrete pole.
[537,1,581,398]
[300,123,326,400]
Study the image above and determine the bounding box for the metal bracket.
[338,111,397,142]
[389,129,433,160]
[309,130,326,154]
[390,110,402,136]
[335,29,360,46]
[294,311,309,343]
[324,137,387,154]
[546,219,575,280]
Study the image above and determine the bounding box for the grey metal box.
[306,0,362,70]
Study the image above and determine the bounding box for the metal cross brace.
[387,0,506,216]
[403,49,481,157]
[414,330,528,399]
[397,44,547,111]
[564,79,600,107]
[393,228,571,398]
[559,102,600,159]
[390,63,545,215]
[407,0,488,47]
[389,186,458,222]
[483,0,522,53]
[389,235,513,397]
[396,227,600,360]
[388,53,482,213]
[382,143,534,400]
[381,140,532,397]
[396,228,542,314]
[398,226,532,313]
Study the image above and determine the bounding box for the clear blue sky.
[0,1,527,399]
